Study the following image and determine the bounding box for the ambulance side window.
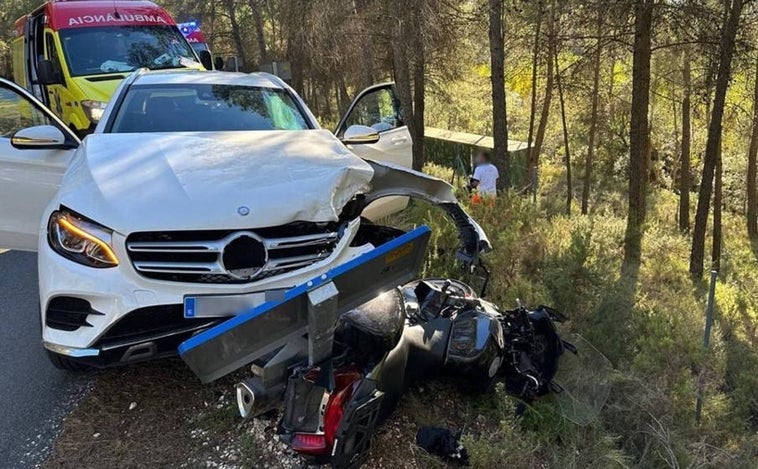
[44,33,63,81]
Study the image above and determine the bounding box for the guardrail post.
[695,268,718,424]
[307,281,339,367]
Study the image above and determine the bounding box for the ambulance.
[178,21,210,56]
[178,21,233,71]
[12,0,211,135]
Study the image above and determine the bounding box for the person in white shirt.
[471,150,499,197]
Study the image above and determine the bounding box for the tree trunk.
[582,9,602,215]
[284,0,307,92]
[208,0,217,53]
[679,54,692,232]
[354,0,376,88]
[690,0,744,278]
[310,79,319,116]
[411,54,426,171]
[747,56,758,240]
[391,5,425,172]
[322,82,332,119]
[623,0,653,268]
[224,0,247,71]
[337,78,350,119]
[410,5,426,172]
[712,149,723,271]
[532,8,555,194]
[249,0,268,63]
[489,0,509,187]
[555,47,572,216]
[526,4,542,193]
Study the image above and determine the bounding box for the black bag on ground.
[415,426,470,466]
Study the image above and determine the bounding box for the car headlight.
[48,210,118,268]
[81,100,107,123]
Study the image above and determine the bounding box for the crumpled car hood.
[57,130,374,233]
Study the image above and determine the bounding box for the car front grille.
[125,222,342,284]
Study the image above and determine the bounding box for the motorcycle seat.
[336,289,405,357]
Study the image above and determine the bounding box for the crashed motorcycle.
[179,162,607,468]
[267,278,569,468]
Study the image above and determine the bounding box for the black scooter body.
[331,279,564,429]
[279,279,566,468]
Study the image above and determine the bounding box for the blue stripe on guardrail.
[178,225,431,356]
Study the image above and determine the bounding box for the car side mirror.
[11,125,77,150]
[341,125,380,145]
[198,50,213,71]
[37,59,62,85]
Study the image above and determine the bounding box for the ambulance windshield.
[59,25,198,77]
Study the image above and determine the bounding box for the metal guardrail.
[424,127,532,189]
[179,226,431,383]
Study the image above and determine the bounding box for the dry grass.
[42,360,244,468]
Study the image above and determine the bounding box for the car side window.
[0,87,55,138]
[344,87,402,133]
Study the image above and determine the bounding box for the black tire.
[46,350,93,372]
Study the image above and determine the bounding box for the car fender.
[363,159,491,264]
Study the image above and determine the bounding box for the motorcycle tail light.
[290,368,362,458]
[324,385,351,448]
[324,370,362,446]
[291,433,328,455]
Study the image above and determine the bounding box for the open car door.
[335,83,412,220]
[0,78,79,251]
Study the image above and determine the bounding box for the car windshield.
[59,26,198,77]
[110,84,310,132]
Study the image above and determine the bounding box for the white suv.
[0,70,485,370]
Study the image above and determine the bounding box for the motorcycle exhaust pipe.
[236,377,284,419]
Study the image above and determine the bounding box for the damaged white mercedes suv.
[0,70,486,370]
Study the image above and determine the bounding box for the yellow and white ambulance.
[12,0,208,135]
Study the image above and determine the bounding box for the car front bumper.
[39,218,367,366]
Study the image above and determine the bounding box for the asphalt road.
[0,250,91,468]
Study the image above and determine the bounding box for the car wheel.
[46,350,93,372]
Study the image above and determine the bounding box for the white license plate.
[184,290,286,319]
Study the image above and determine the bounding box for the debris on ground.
[416,426,469,466]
